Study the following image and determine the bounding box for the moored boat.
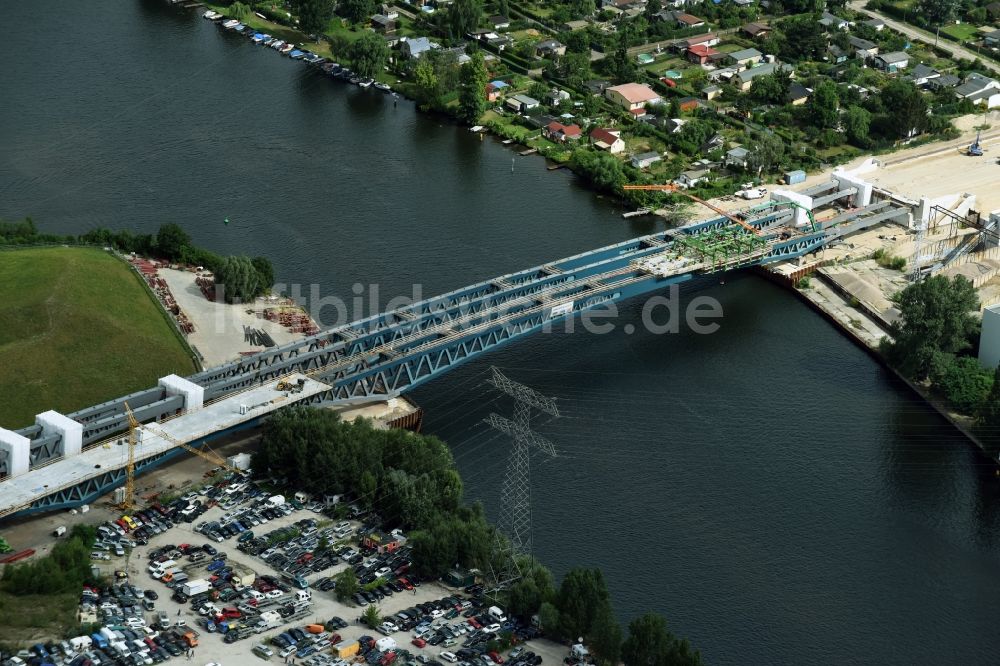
[358,78,374,88]
[221,19,239,29]
[373,81,390,92]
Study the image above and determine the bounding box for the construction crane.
[142,423,241,476]
[622,183,761,235]
[115,402,140,511]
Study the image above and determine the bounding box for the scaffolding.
[674,226,769,270]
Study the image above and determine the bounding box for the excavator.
[968,129,983,157]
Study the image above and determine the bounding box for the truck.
[267,494,285,507]
[735,183,767,200]
[182,578,211,597]
[90,633,108,650]
[255,610,282,632]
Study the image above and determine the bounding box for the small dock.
[623,208,652,219]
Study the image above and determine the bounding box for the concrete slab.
[0,374,330,516]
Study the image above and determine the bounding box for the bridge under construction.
[0,174,910,519]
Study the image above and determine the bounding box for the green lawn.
[0,247,197,428]
[942,23,980,41]
[0,591,78,646]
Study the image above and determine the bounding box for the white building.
[979,303,1000,370]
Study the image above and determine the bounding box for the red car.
[467,618,481,629]
[398,578,414,590]
[489,652,504,664]
[411,638,427,648]
[219,607,241,619]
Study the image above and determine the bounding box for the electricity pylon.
[483,367,559,591]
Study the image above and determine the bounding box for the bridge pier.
[158,374,204,411]
[35,411,83,457]
[0,428,30,476]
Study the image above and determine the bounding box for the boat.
[339,69,354,80]
[252,33,265,44]
[349,77,361,85]
[279,44,294,54]
[373,81,391,92]
[263,37,275,46]
[469,125,485,132]
[221,19,239,29]
[358,78,374,88]
[289,50,305,59]
[233,23,246,33]
[270,40,285,50]
[203,10,221,20]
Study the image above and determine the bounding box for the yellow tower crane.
[115,402,140,511]
[141,423,240,476]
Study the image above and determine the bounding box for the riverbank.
[765,263,1000,466]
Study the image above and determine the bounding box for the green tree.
[918,0,958,24]
[878,80,929,139]
[335,567,359,602]
[155,223,192,262]
[447,0,484,39]
[506,559,556,619]
[569,149,627,194]
[622,613,702,666]
[746,132,785,174]
[214,255,263,303]
[497,0,510,17]
[883,275,981,378]
[252,256,275,290]
[750,67,792,105]
[296,0,334,34]
[358,469,377,509]
[978,365,1000,429]
[228,1,252,21]
[349,32,389,79]
[930,353,995,413]
[538,601,561,634]
[844,105,871,145]
[556,568,612,642]
[458,52,489,125]
[339,0,375,24]
[590,603,622,665]
[414,58,442,107]
[362,603,382,628]
[807,80,839,129]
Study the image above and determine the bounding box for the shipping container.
[783,169,806,185]
[335,640,360,659]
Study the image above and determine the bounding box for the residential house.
[526,114,557,129]
[728,47,763,68]
[874,51,909,73]
[742,22,771,39]
[864,17,886,30]
[673,12,706,28]
[488,35,513,51]
[827,44,849,64]
[687,44,721,64]
[676,168,711,188]
[928,73,961,90]
[545,121,582,142]
[505,94,540,113]
[819,11,849,30]
[661,0,691,7]
[905,63,940,86]
[675,33,721,50]
[440,46,470,65]
[954,73,1000,108]
[848,36,878,59]
[563,19,590,31]
[485,80,509,102]
[371,14,397,33]
[702,84,722,100]
[401,36,433,59]
[545,88,571,106]
[584,79,612,94]
[985,29,1000,47]
[734,62,790,91]
[732,0,754,6]
[605,82,661,110]
[590,127,626,153]
[726,147,749,168]
[535,39,567,58]
[489,14,511,30]
[631,151,663,169]
[377,4,398,17]
[383,33,401,48]
[786,81,810,105]
[700,133,724,154]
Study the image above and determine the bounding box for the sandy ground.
[159,268,311,368]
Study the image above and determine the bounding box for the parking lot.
[56,474,569,666]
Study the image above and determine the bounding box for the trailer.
[182,579,211,596]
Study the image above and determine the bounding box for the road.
[848,0,1000,76]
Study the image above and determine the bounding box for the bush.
[1,525,97,596]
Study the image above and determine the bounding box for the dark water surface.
[2,3,1000,663]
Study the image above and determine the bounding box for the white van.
[440,652,458,663]
[295,590,312,603]
[487,605,507,623]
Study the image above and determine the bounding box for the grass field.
[0,247,197,429]
[0,590,78,646]
[942,23,980,41]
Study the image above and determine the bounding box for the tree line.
[254,407,701,665]
[1,525,99,596]
[0,218,274,303]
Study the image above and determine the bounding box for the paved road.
[848,0,1000,76]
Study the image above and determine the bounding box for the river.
[2,2,1000,663]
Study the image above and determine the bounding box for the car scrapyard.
[10,472,570,666]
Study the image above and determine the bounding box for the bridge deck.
[0,374,329,516]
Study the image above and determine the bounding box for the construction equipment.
[622,183,761,235]
[142,422,240,475]
[275,378,306,394]
[116,402,140,511]
[969,130,983,156]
